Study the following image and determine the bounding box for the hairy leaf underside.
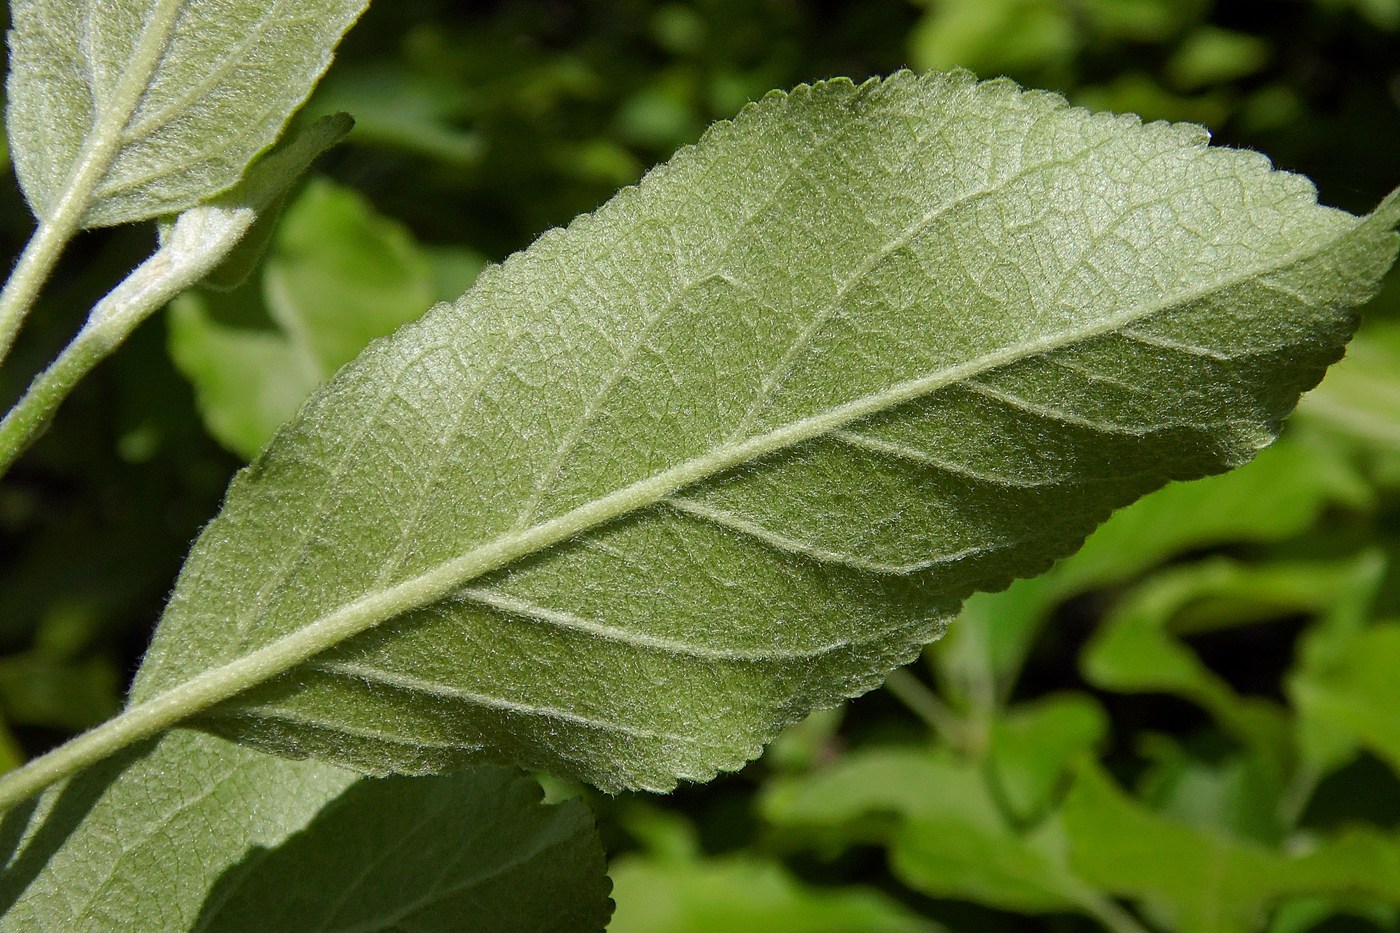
[131,72,1400,792]
[0,733,608,931]
[6,0,366,227]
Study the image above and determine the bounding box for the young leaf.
[0,732,610,931]
[5,0,367,229]
[115,72,1400,796]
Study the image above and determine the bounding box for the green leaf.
[762,746,1002,840]
[1166,28,1271,91]
[1291,623,1400,779]
[1064,762,1400,933]
[194,769,611,932]
[1134,738,1290,846]
[762,747,1130,925]
[169,179,486,458]
[0,732,610,931]
[894,814,1114,920]
[986,694,1107,823]
[126,73,1399,794]
[310,67,485,166]
[608,854,942,933]
[5,0,367,228]
[1082,558,1370,757]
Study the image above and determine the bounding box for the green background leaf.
[169,179,485,459]
[608,853,939,933]
[128,72,1399,795]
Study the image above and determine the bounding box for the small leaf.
[0,732,610,932]
[893,814,1100,917]
[169,179,486,458]
[130,73,1400,793]
[1082,558,1368,755]
[5,0,367,228]
[762,747,1002,839]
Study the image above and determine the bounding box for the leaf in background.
[0,601,123,733]
[169,179,486,458]
[1134,737,1289,846]
[0,732,610,932]
[608,854,942,933]
[1082,558,1372,758]
[762,747,1002,840]
[1291,623,1400,779]
[893,814,1123,922]
[1064,762,1400,933]
[762,747,1124,924]
[128,72,1400,793]
[908,0,1078,78]
[986,694,1107,824]
[5,0,367,228]
[1166,28,1271,91]
[310,67,485,167]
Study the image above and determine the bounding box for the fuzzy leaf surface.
[0,732,609,931]
[5,0,366,228]
[130,72,1400,792]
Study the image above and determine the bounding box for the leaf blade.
[5,0,367,228]
[131,73,1400,792]
[0,732,610,932]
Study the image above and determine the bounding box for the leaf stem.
[0,115,354,479]
[0,208,255,478]
[883,667,967,748]
[0,220,75,367]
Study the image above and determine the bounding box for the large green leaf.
[0,732,609,931]
[126,72,1399,793]
[5,0,367,228]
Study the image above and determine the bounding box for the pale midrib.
[0,218,1353,811]
[41,0,185,226]
[118,0,294,142]
[139,230,1342,703]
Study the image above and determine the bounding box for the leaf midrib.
[44,0,185,225]
[128,211,1353,730]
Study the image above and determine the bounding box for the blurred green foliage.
[1,0,1398,930]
